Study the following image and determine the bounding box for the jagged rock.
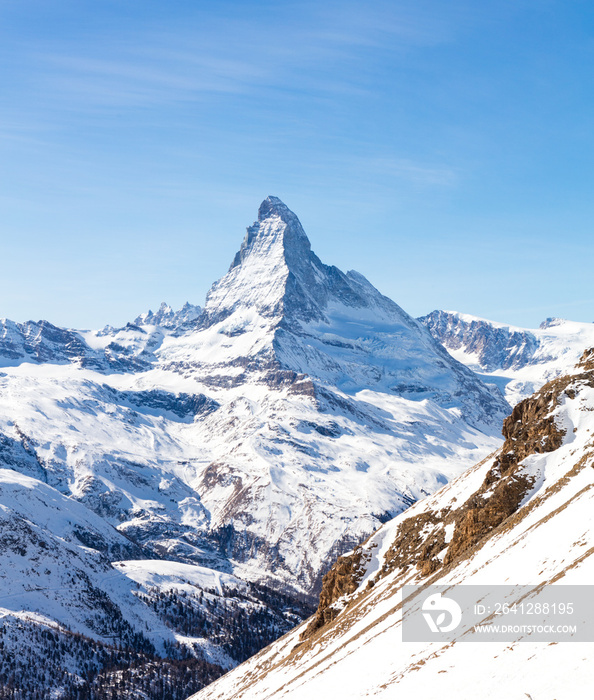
[420,309,540,371]
[301,549,366,638]
[421,309,594,406]
[578,346,594,370]
[134,301,202,329]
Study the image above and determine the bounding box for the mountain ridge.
[421,309,594,406]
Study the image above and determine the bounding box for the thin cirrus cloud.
[307,3,457,50]
[12,3,460,115]
[7,0,590,329]
[295,154,459,192]
[364,157,458,187]
[28,53,268,111]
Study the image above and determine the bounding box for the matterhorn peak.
[203,197,319,323]
[203,197,422,329]
[228,196,312,272]
[257,195,294,222]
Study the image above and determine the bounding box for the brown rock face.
[443,470,537,565]
[382,510,449,577]
[301,549,366,639]
[377,374,571,576]
[578,347,594,371]
[490,381,568,481]
[444,376,570,564]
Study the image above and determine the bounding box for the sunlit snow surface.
[0,359,498,599]
[0,198,510,603]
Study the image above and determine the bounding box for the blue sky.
[1,0,593,329]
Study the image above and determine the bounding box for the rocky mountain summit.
[0,197,509,594]
[196,348,594,700]
[167,197,508,425]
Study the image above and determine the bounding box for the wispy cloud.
[3,1,461,117]
[360,156,458,186]
[306,1,456,49]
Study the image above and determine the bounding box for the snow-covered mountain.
[190,198,505,425]
[194,347,594,700]
[421,309,594,406]
[0,197,510,696]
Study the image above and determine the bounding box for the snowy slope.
[192,348,594,700]
[422,309,594,406]
[0,468,172,649]
[0,466,298,695]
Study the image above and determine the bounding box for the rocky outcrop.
[425,374,571,569]
[578,346,594,371]
[421,362,593,570]
[103,386,219,420]
[301,548,367,638]
[486,377,568,480]
[420,310,540,371]
[382,510,450,577]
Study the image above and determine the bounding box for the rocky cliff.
[421,309,594,406]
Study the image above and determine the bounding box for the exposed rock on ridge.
[420,309,539,371]
[304,352,594,641]
[202,195,388,328]
[134,301,201,329]
[421,309,594,406]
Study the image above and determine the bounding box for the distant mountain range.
[421,309,594,406]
